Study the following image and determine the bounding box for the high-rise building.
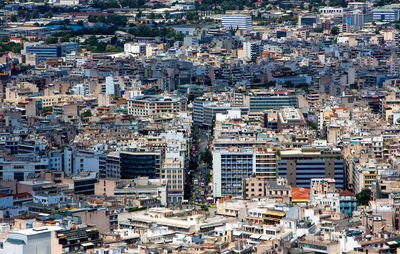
[222,15,252,31]
[213,147,277,198]
[243,41,261,61]
[161,158,185,204]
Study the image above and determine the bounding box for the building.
[0,226,63,254]
[104,76,120,96]
[119,151,162,179]
[0,158,49,181]
[243,176,291,203]
[213,147,278,198]
[23,42,78,61]
[127,96,186,116]
[298,15,318,26]
[62,172,98,195]
[124,43,146,55]
[57,225,102,252]
[319,7,344,15]
[161,158,185,204]
[277,107,306,130]
[222,15,252,31]
[339,190,357,216]
[243,41,261,61]
[372,8,400,22]
[249,92,298,112]
[278,146,345,189]
[343,11,373,28]
[213,147,254,198]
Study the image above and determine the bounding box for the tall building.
[104,76,120,96]
[243,41,261,61]
[343,11,373,28]
[222,15,252,31]
[119,151,162,179]
[213,147,278,198]
[278,146,345,189]
[161,158,185,204]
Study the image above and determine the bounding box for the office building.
[119,151,162,179]
[24,42,78,61]
[249,92,298,112]
[0,158,49,181]
[278,146,345,189]
[62,172,98,195]
[222,15,252,31]
[213,147,278,198]
[372,8,400,22]
[343,11,373,28]
[298,15,318,26]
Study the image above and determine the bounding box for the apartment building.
[161,158,185,204]
[127,96,186,116]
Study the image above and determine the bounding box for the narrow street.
[191,130,210,205]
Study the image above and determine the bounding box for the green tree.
[201,149,212,166]
[356,189,371,206]
[330,26,339,36]
[82,110,92,118]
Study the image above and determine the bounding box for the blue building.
[119,151,161,179]
[339,190,357,216]
[25,42,79,61]
[278,146,345,189]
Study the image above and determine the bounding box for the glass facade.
[120,152,159,179]
[220,153,253,197]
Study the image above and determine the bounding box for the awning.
[260,235,271,240]
[250,234,261,239]
[265,210,286,216]
[233,231,243,236]
[81,242,94,247]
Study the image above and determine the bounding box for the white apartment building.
[124,43,147,55]
[0,226,63,254]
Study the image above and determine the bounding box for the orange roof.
[339,190,354,196]
[292,187,310,201]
